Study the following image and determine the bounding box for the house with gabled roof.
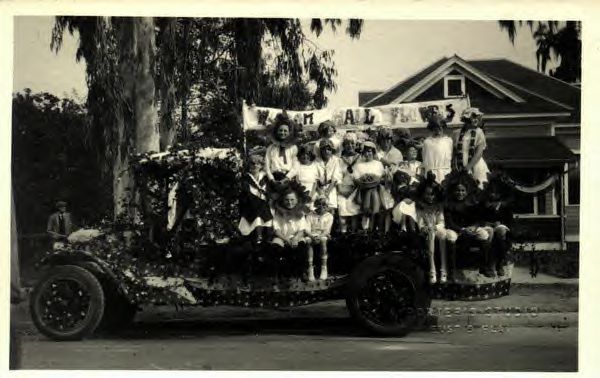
[360,55,580,251]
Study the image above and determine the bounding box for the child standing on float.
[376,128,404,233]
[453,107,490,188]
[264,113,299,191]
[294,144,321,208]
[316,138,343,211]
[421,115,453,185]
[238,149,273,244]
[313,120,342,157]
[352,141,386,231]
[398,140,424,182]
[337,133,362,233]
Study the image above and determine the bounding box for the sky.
[13,17,552,108]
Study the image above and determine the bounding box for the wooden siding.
[566,205,580,241]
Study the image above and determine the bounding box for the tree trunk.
[133,17,160,153]
[113,17,160,219]
[159,18,177,150]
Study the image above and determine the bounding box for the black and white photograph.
[5,5,592,374]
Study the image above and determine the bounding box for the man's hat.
[56,201,67,208]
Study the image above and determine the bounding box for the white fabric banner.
[242,98,470,131]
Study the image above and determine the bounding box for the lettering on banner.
[303,113,314,125]
[293,113,304,126]
[364,108,375,125]
[257,110,270,126]
[418,105,441,123]
[390,108,400,125]
[445,104,456,123]
[344,109,355,125]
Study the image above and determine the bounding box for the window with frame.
[444,75,465,98]
[506,168,557,216]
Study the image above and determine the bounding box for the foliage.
[51,16,364,219]
[130,147,243,250]
[498,20,581,83]
[12,90,112,234]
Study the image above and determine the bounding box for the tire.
[30,265,105,341]
[346,256,430,336]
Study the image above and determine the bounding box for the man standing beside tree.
[47,200,75,243]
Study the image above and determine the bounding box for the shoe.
[497,266,505,277]
[319,267,328,281]
[439,270,447,284]
[429,270,437,284]
[482,268,496,278]
[307,268,316,282]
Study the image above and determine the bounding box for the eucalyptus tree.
[53,17,160,218]
[51,16,363,220]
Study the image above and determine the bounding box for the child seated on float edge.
[270,184,311,279]
[444,171,494,278]
[393,172,449,284]
[478,173,514,277]
[238,148,273,244]
[306,196,334,281]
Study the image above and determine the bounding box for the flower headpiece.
[267,111,299,146]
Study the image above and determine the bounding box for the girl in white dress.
[294,145,321,208]
[337,133,362,233]
[398,140,424,183]
[352,141,386,231]
[264,113,299,193]
[421,115,453,185]
[316,139,343,210]
[313,120,342,157]
[453,107,490,188]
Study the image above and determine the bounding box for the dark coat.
[47,211,75,239]
[444,199,479,232]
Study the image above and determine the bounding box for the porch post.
[560,163,568,251]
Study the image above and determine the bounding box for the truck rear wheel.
[346,258,430,336]
[30,265,105,341]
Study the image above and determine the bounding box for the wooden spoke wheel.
[30,265,105,341]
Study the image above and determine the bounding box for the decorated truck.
[29,100,515,341]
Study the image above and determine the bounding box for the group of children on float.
[238,107,513,284]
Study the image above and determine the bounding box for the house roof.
[363,57,449,107]
[361,56,580,120]
[468,59,580,111]
[358,91,383,107]
[486,136,575,167]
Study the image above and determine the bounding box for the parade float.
[29,98,516,341]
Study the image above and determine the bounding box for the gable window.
[444,75,465,98]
